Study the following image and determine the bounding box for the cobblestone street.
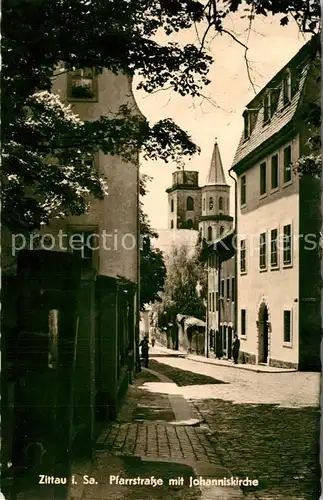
[148,352,321,500]
[69,350,320,500]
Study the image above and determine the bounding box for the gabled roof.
[205,140,228,186]
[232,36,319,168]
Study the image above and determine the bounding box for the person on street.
[127,342,134,384]
[140,336,149,368]
[232,333,240,364]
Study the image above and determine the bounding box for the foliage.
[139,175,166,309]
[3,0,321,230]
[158,242,207,324]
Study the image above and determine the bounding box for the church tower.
[166,170,201,230]
[199,140,233,242]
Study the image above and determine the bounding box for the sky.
[133,11,308,231]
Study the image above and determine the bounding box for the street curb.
[153,342,297,373]
[185,355,298,373]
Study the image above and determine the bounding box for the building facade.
[206,235,236,360]
[166,141,234,241]
[165,142,236,360]
[3,67,141,477]
[231,37,321,370]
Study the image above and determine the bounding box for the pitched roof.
[205,140,228,186]
[232,37,318,168]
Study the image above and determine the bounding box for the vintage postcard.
[2,1,321,500]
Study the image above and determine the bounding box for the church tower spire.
[199,139,233,243]
[205,139,229,186]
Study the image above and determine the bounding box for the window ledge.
[242,137,250,143]
[240,270,247,275]
[240,203,247,209]
[241,335,247,340]
[283,342,293,349]
[270,187,279,194]
[283,180,293,188]
[67,96,98,103]
[259,267,268,273]
[259,192,268,199]
[283,263,293,269]
[270,265,280,271]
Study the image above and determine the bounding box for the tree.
[159,242,207,323]
[3,0,320,230]
[139,174,166,309]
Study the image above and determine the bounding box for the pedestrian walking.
[127,342,134,384]
[232,333,240,364]
[140,336,149,368]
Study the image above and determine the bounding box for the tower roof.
[205,140,228,186]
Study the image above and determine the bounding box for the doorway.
[258,303,269,363]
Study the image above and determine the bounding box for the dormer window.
[263,93,271,124]
[243,111,250,140]
[282,70,292,106]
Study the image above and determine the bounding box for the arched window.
[170,220,174,229]
[203,198,206,211]
[219,197,223,210]
[207,226,212,241]
[220,226,224,235]
[187,196,194,211]
[209,197,214,210]
[187,219,193,229]
[171,199,174,212]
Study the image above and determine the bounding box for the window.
[259,232,267,269]
[209,197,214,210]
[203,198,206,211]
[187,219,193,229]
[212,292,215,313]
[270,229,278,268]
[207,226,212,241]
[240,239,246,273]
[271,154,279,189]
[231,277,235,302]
[260,162,267,195]
[243,111,249,140]
[216,292,219,311]
[283,224,292,265]
[226,278,230,300]
[221,279,225,298]
[68,68,96,100]
[283,310,291,343]
[241,309,246,336]
[283,145,292,183]
[70,231,94,259]
[240,175,246,206]
[171,199,174,212]
[219,197,223,210]
[263,93,271,123]
[220,226,224,235]
[186,196,194,211]
[209,293,212,312]
[282,71,291,106]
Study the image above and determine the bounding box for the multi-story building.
[4,67,140,473]
[166,142,236,359]
[231,37,321,370]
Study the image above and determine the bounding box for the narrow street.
[69,346,320,500]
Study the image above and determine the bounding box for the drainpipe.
[228,167,238,335]
[135,154,141,372]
